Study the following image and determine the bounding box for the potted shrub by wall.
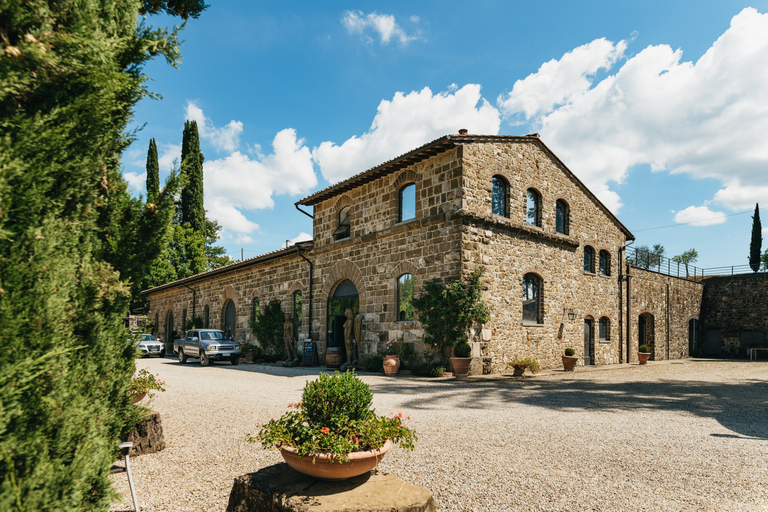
[381,341,400,375]
[508,357,540,377]
[413,267,490,378]
[249,371,416,481]
[450,341,473,380]
[638,344,651,365]
[562,348,579,371]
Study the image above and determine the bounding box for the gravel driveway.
[110,358,768,511]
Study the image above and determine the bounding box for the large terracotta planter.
[279,440,392,481]
[562,355,579,371]
[449,357,472,381]
[383,355,400,375]
[511,366,526,377]
[637,352,651,365]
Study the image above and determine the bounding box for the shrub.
[250,372,416,461]
[398,343,417,369]
[362,355,384,372]
[639,344,650,353]
[453,342,472,358]
[251,299,285,357]
[564,348,576,356]
[412,362,446,377]
[508,357,541,374]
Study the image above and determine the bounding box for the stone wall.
[699,273,768,357]
[626,267,704,361]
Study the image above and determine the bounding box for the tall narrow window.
[251,297,259,323]
[584,246,595,273]
[399,184,415,222]
[522,273,542,324]
[599,250,611,276]
[293,291,302,334]
[203,305,210,329]
[526,189,541,227]
[492,176,509,217]
[599,317,611,340]
[334,206,351,240]
[556,199,569,235]
[397,274,414,321]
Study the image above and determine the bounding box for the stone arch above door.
[220,284,237,306]
[322,259,367,304]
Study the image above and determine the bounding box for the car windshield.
[141,334,156,341]
[200,331,224,340]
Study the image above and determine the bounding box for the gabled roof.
[297,134,634,239]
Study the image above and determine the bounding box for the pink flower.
[321,427,330,434]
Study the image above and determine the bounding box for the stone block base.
[127,410,166,456]
[227,464,436,512]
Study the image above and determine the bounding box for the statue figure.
[354,313,363,365]
[341,308,356,370]
[283,313,298,366]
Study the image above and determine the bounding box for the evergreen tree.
[749,203,762,273]
[146,138,160,203]
[0,1,191,509]
[205,218,233,269]
[180,120,206,233]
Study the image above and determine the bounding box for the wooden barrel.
[325,346,343,369]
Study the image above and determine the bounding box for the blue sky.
[123,1,768,269]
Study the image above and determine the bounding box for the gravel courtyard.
[110,358,768,511]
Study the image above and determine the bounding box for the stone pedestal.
[227,464,436,512]
[127,410,166,456]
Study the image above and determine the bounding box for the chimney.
[458,128,468,135]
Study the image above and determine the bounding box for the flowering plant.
[248,371,416,462]
[130,369,166,399]
[508,357,541,374]
[382,341,398,356]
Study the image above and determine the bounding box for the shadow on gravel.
[367,372,768,440]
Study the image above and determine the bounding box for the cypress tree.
[146,137,160,203]
[180,120,206,233]
[750,203,762,272]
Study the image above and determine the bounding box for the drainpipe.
[296,244,313,341]
[181,283,196,320]
[295,203,314,219]
[620,240,634,364]
[666,283,670,360]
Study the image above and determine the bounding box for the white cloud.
[283,232,313,248]
[674,206,727,226]
[158,143,181,172]
[313,84,501,183]
[186,101,243,153]
[342,10,420,45]
[204,128,317,234]
[499,8,768,214]
[124,171,146,194]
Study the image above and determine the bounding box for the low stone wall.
[128,410,166,456]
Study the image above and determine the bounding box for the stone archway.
[222,300,236,339]
[639,312,655,360]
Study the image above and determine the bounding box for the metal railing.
[625,246,768,279]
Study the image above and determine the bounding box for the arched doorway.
[222,300,236,339]
[639,313,655,360]
[165,310,174,342]
[327,280,359,361]
[583,316,594,366]
[688,318,699,357]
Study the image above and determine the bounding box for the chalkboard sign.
[302,341,317,367]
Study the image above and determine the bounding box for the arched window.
[251,297,259,323]
[556,199,569,235]
[599,250,611,276]
[584,246,595,273]
[492,176,509,217]
[203,305,210,329]
[599,316,611,340]
[334,206,351,240]
[522,273,542,324]
[526,189,541,227]
[397,274,414,321]
[399,184,415,222]
[293,291,302,334]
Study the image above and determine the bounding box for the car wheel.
[179,350,187,364]
[201,352,210,366]
[231,355,239,366]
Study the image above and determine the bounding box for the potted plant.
[413,267,490,377]
[381,341,400,375]
[242,343,257,363]
[562,347,579,371]
[638,344,651,365]
[508,357,540,377]
[248,371,416,480]
[450,341,473,380]
[129,369,166,403]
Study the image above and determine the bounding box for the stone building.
[143,133,704,372]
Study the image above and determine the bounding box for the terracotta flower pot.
[562,355,579,371]
[449,357,472,381]
[279,440,392,481]
[511,366,526,377]
[383,355,400,375]
[129,391,147,404]
[637,352,651,365]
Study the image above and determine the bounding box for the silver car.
[134,334,164,357]
[176,329,241,366]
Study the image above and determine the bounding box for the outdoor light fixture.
[567,309,576,321]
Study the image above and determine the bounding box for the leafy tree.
[251,299,286,357]
[672,248,699,277]
[749,203,762,273]
[762,248,768,271]
[205,218,232,269]
[141,0,209,19]
[180,120,206,234]
[169,223,207,278]
[413,267,490,364]
[146,138,160,203]
[632,244,666,270]
[0,1,189,509]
